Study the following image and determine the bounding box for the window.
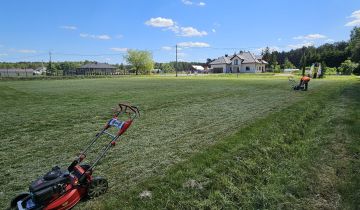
[234,59,238,65]
[246,66,250,71]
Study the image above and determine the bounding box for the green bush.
[339,59,358,75]
[325,67,338,75]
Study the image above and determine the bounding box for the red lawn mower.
[9,103,140,210]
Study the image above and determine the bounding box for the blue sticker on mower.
[109,118,125,129]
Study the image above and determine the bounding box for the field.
[0,75,359,209]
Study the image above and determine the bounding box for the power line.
[53,52,127,56]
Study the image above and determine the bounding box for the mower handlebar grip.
[116,103,140,118]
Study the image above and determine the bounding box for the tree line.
[0,54,205,76]
[261,27,360,75]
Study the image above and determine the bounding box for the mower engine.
[29,166,70,206]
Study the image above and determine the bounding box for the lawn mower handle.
[68,103,139,173]
[114,103,140,120]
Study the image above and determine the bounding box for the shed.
[76,62,116,75]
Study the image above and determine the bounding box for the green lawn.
[0,75,358,209]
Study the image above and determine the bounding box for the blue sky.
[0,0,359,64]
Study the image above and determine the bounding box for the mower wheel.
[9,192,30,209]
[88,177,108,198]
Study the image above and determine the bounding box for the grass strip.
[91,81,359,209]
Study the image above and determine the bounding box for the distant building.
[209,55,232,73]
[76,62,116,75]
[0,68,34,77]
[191,65,206,73]
[209,52,268,73]
[34,67,47,75]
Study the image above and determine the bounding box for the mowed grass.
[0,75,358,209]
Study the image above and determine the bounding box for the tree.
[339,59,358,75]
[161,63,175,73]
[284,57,296,69]
[349,27,360,63]
[124,50,154,75]
[262,47,271,63]
[206,58,214,68]
[353,65,360,75]
[46,62,54,76]
[270,52,278,71]
[300,47,307,75]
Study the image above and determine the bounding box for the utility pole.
[175,44,178,77]
[301,47,306,76]
[49,51,52,76]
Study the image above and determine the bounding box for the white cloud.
[79,33,88,38]
[14,49,37,53]
[198,2,206,6]
[162,46,173,51]
[145,17,175,27]
[345,10,360,26]
[256,46,281,53]
[326,39,335,43]
[277,38,282,41]
[168,25,180,33]
[0,53,8,56]
[351,10,360,18]
[182,0,193,5]
[80,33,111,40]
[177,52,187,58]
[181,0,206,6]
[346,19,360,27]
[212,29,216,33]
[178,42,210,48]
[213,22,221,27]
[288,42,314,49]
[146,17,207,37]
[110,47,128,52]
[60,25,77,30]
[8,49,37,53]
[179,27,207,37]
[162,46,183,51]
[293,34,327,40]
[115,34,124,39]
[97,35,111,40]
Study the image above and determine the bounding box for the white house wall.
[211,62,266,74]
[255,64,266,73]
[240,63,256,73]
[210,64,229,73]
